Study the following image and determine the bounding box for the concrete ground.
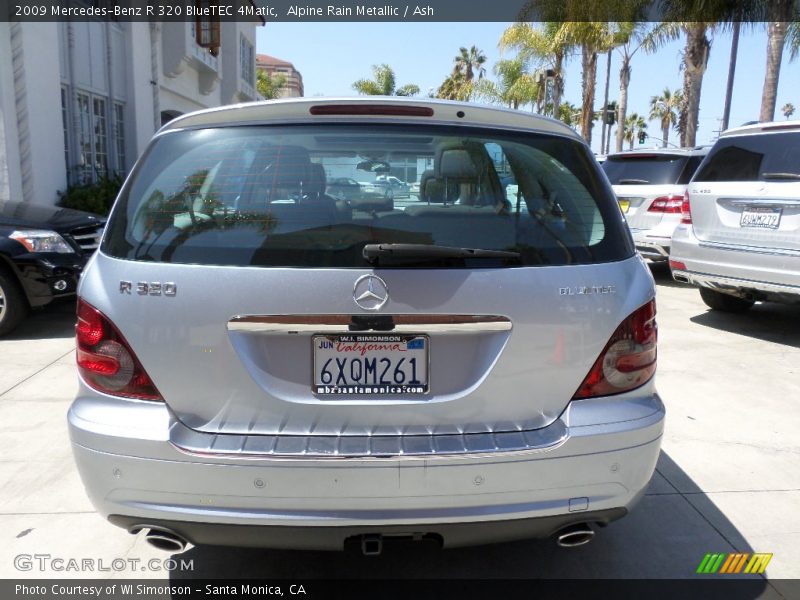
[1,265,798,593]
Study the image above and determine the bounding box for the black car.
[0,199,105,335]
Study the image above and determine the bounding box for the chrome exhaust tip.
[556,523,595,548]
[143,527,189,553]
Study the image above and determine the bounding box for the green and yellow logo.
[696,553,773,574]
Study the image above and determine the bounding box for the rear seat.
[378,205,516,249]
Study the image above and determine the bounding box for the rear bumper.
[670,224,800,301]
[68,390,664,549]
[631,228,675,261]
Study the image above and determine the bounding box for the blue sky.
[256,23,800,153]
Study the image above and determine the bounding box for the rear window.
[693,131,800,182]
[602,154,693,185]
[104,124,632,268]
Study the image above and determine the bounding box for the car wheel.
[699,287,755,313]
[0,271,29,336]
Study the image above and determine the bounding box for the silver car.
[68,98,664,554]
[671,121,800,311]
[602,148,707,261]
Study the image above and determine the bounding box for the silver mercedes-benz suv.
[671,121,800,311]
[68,98,664,553]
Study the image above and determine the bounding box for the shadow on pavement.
[166,452,764,587]
[689,303,800,349]
[3,299,76,341]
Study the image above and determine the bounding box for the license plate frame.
[740,206,782,229]
[312,333,429,396]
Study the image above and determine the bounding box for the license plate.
[618,199,631,214]
[740,206,782,229]
[313,334,428,395]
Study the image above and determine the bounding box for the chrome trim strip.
[228,315,513,334]
[698,240,800,258]
[169,419,567,460]
[725,199,800,207]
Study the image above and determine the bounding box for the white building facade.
[0,15,261,207]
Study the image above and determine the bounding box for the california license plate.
[313,334,428,395]
[740,206,782,229]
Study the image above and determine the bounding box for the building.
[255,54,304,98]
[0,14,262,207]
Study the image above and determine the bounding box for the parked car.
[602,148,708,261]
[325,177,364,200]
[370,174,411,198]
[670,121,800,311]
[69,98,663,554]
[0,199,104,335]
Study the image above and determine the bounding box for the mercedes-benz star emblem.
[353,274,389,311]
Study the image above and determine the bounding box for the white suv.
[602,148,707,261]
[671,121,800,311]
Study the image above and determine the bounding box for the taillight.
[573,299,657,399]
[669,259,687,271]
[76,299,162,401]
[680,191,692,224]
[647,194,684,213]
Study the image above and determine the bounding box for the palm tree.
[652,1,759,146]
[612,22,662,152]
[783,102,796,119]
[454,46,488,83]
[352,64,419,97]
[623,112,647,151]
[499,22,571,116]
[760,0,797,122]
[552,22,616,144]
[649,88,683,148]
[473,58,540,109]
[644,20,717,148]
[436,46,488,102]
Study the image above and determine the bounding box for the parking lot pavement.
[1,268,798,588]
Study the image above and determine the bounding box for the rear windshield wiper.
[363,243,521,265]
[761,172,800,181]
[616,178,650,185]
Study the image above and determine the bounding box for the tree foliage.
[352,64,419,96]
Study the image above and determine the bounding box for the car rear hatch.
[603,153,701,232]
[690,129,800,252]
[82,117,648,438]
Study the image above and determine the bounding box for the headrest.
[419,170,445,203]
[439,149,481,179]
[306,163,326,196]
[260,145,311,196]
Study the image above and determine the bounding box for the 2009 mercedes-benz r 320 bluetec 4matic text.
[68,98,664,553]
